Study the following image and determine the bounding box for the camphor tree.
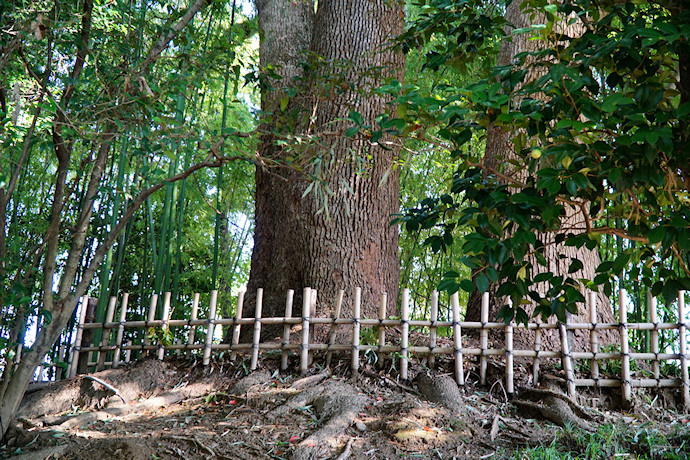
[396,0,690,331]
[239,0,405,335]
[0,0,256,438]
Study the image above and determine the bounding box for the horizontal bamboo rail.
[28,287,686,410]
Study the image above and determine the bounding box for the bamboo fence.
[22,287,690,409]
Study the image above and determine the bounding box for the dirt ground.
[2,350,690,460]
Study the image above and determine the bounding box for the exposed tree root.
[414,372,467,416]
[512,387,596,431]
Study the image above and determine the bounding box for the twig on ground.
[335,438,354,460]
[83,375,126,404]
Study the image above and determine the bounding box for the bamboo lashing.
[230,290,245,360]
[325,289,344,368]
[400,288,410,381]
[202,290,218,366]
[620,289,632,408]
[480,291,489,385]
[300,287,312,376]
[352,287,361,375]
[679,291,690,410]
[589,291,599,383]
[377,292,387,366]
[451,292,464,385]
[113,293,129,368]
[187,293,200,355]
[97,296,118,371]
[157,292,172,360]
[68,296,89,378]
[428,290,438,368]
[281,289,295,371]
[250,288,264,371]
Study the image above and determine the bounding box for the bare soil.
[2,350,690,459]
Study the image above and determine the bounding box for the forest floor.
[3,351,690,460]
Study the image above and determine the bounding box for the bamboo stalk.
[427,290,438,368]
[377,292,387,367]
[230,289,245,360]
[480,291,489,385]
[281,289,295,371]
[250,288,264,371]
[505,298,514,395]
[620,289,632,408]
[589,291,599,383]
[533,315,542,385]
[401,288,410,381]
[203,290,218,366]
[68,296,89,378]
[300,287,312,376]
[679,291,690,411]
[96,296,118,371]
[158,292,172,360]
[648,292,659,383]
[451,292,464,385]
[187,293,200,355]
[326,289,344,368]
[113,293,129,368]
[352,287,361,375]
[560,321,576,399]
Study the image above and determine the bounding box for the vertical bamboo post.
[158,292,172,360]
[451,292,464,385]
[309,289,317,365]
[401,288,410,381]
[113,293,129,369]
[230,290,245,360]
[377,292,387,366]
[589,291,599,383]
[96,296,117,371]
[533,315,543,385]
[679,291,690,411]
[187,293,200,356]
[68,296,89,378]
[480,292,489,385]
[124,341,131,363]
[281,289,295,371]
[300,287,312,376]
[560,319,576,399]
[428,290,438,368]
[143,294,158,357]
[619,288,632,408]
[250,288,264,371]
[352,287,362,375]
[505,298,514,395]
[648,292,659,383]
[203,290,218,366]
[326,290,344,368]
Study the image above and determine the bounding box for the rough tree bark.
[465,0,617,352]
[240,0,404,339]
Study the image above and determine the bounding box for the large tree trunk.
[241,0,404,339]
[465,0,617,353]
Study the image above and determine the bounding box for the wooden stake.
[96,296,117,371]
[300,287,312,376]
[113,293,129,369]
[648,292,659,383]
[250,288,264,371]
[281,289,295,371]
[203,290,218,366]
[230,290,245,360]
[187,293,200,356]
[679,291,690,411]
[325,289,344,368]
[158,292,172,360]
[377,292,387,367]
[68,296,89,378]
[428,290,438,368]
[480,292,489,385]
[351,287,362,375]
[401,288,410,381]
[505,297,514,395]
[620,289,632,408]
[589,291,599,383]
[451,292,464,385]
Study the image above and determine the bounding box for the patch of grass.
[514,422,690,459]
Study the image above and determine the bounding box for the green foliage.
[397,0,690,323]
